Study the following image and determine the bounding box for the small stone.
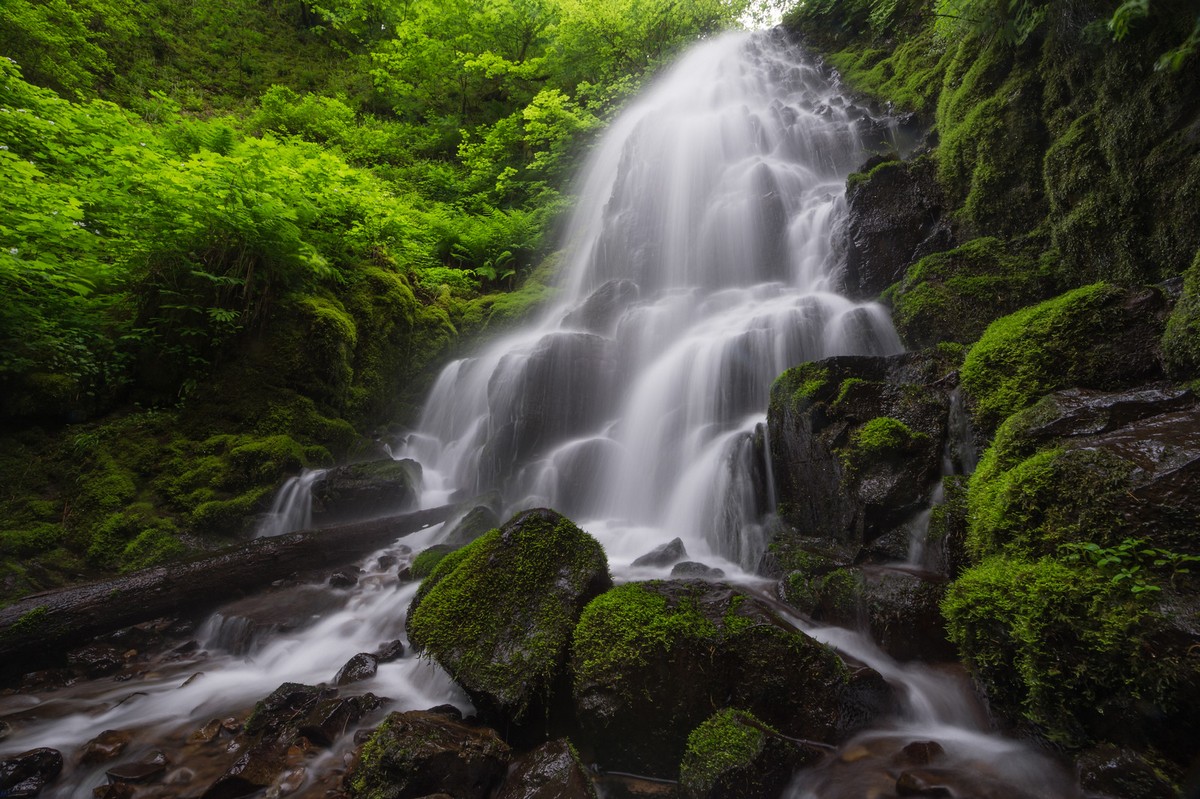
[105,758,166,784]
[377,555,398,571]
[329,569,359,589]
[373,639,405,663]
[896,740,944,767]
[221,717,242,734]
[67,644,124,678]
[189,719,223,744]
[278,766,306,795]
[631,537,687,568]
[92,783,134,799]
[79,730,133,766]
[670,560,725,579]
[840,745,871,763]
[896,769,953,797]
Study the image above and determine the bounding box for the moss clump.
[409,545,453,580]
[406,509,610,721]
[769,362,831,418]
[679,709,769,797]
[841,416,930,473]
[942,556,1158,746]
[887,237,1052,347]
[572,582,717,689]
[1162,249,1200,379]
[960,283,1147,431]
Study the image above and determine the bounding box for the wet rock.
[203,587,342,656]
[861,568,955,662]
[768,352,953,551]
[343,710,511,799]
[298,694,385,746]
[105,752,167,784]
[79,730,133,765]
[202,745,288,799]
[1075,744,1179,799]
[572,580,892,776]
[407,509,612,727]
[93,783,134,799]
[311,459,423,525]
[895,769,954,796]
[841,155,950,301]
[493,738,597,799]
[328,568,360,589]
[376,554,398,571]
[679,709,817,799]
[895,740,944,768]
[632,538,688,568]
[442,505,500,549]
[373,640,405,662]
[191,719,225,744]
[0,720,11,741]
[0,748,63,797]
[67,644,124,678]
[670,561,724,579]
[562,279,640,334]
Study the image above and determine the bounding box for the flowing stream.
[1,29,1077,798]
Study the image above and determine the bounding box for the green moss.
[0,523,66,558]
[827,24,953,115]
[572,582,718,690]
[410,545,452,580]
[959,283,1124,431]
[887,237,1052,347]
[942,556,1156,745]
[769,362,831,417]
[406,511,609,719]
[1162,249,1200,379]
[189,486,273,534]
[679,709,768,797]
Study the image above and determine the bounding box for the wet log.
[0,505,452,676]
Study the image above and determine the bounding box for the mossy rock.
[405,508,611,726]
[966,385,1200,560]
[1162,249,1200,379]
[886,237,1054,347]
[346,709,511,799]
[571,579,888,777]
[679,709,814,799]
[409,545,453,580]
[943,556,1199,755]
[311,458,422,525]
[959,283,1167,432]
[493,738,597,799]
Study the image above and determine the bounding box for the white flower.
[8,248,18,256]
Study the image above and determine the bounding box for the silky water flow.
[0,30,1079,798]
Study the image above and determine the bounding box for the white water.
[399,30,901,576]
[254,468,327,537]
[2,30,1074,799]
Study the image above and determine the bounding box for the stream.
[1,29,1081,799]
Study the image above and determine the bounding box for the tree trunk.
[0,505,452,676]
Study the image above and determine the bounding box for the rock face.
[767,352,954,550]
[631,537,688,568]
[570,580,893,776]
[344,709,511,799]
[679,709,816,799]
[493,739,597,799]
[201,682,383,799]
[841,155,951,301]
[311,459,422,525]
[406,508,612,726]
[561,279,640,335]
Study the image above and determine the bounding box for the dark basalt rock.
[105,751,167,784]
[78,730,133,765]
[767,351,954,550]
[632,537,688,568]
[335,653,379,686]
[66,644,124,678]
[571,580,893,777]
[841,155,951,301]
[671,561,724,579]
[311,458,423,525]
[328,568,359,588]
[493,738,597,799]
[562,279,640,335]
[407,509,611,728]
[861,568,955,662]
[0,749,63,797]
[372,639,405,663]
[1075,744,1180,799]
[343,710,511,799]
[442,504,501,549]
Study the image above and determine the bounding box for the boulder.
[860,568,954,662]
[335,653,379,686]
[841,154,951,301]
[406,509,612,726]
[0,748,63,797]
[671,561,724,579]
[679,709,818,799]
[66,643,124,677]
[561,279,640,335]
[631,538,688,568]
[1075,745,1180,799]
[442,505,500,549]
[571,580,893,776]
[78,730,133,766]
[343,710,511,799]
[372,640,405,663]
[311,459,423,525]
[493,738,597,799]
[767,352,953,550]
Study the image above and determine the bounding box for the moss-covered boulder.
[959,283,1168,432]
[767,352,953,550]
[886,237,1053,348]
[570,580,892,776]
[841,154,952,301]
[679,709,814,799]
[1162,249,1200,379]
[311,458,422,525]
[344,708,511,799]
[405,508,611,726]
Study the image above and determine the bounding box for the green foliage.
[850,416,928,457]
[932,0,1048,46]
[1162,249,1200,378]
[1059,538,1199,595]
[409,545,452,580]
[942,556,1157,745]
[769,362,830,416]
[960,283,1120,430]
[679,709,769,796]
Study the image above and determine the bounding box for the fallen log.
[0,504,452,677]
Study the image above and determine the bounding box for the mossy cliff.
[783,0,1200,781]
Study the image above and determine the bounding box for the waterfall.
[254,467,327,538]
[402,30,902,573]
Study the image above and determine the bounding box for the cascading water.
[254,468,327,538]
[402,29,902,574]
[0,29,1080,799]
